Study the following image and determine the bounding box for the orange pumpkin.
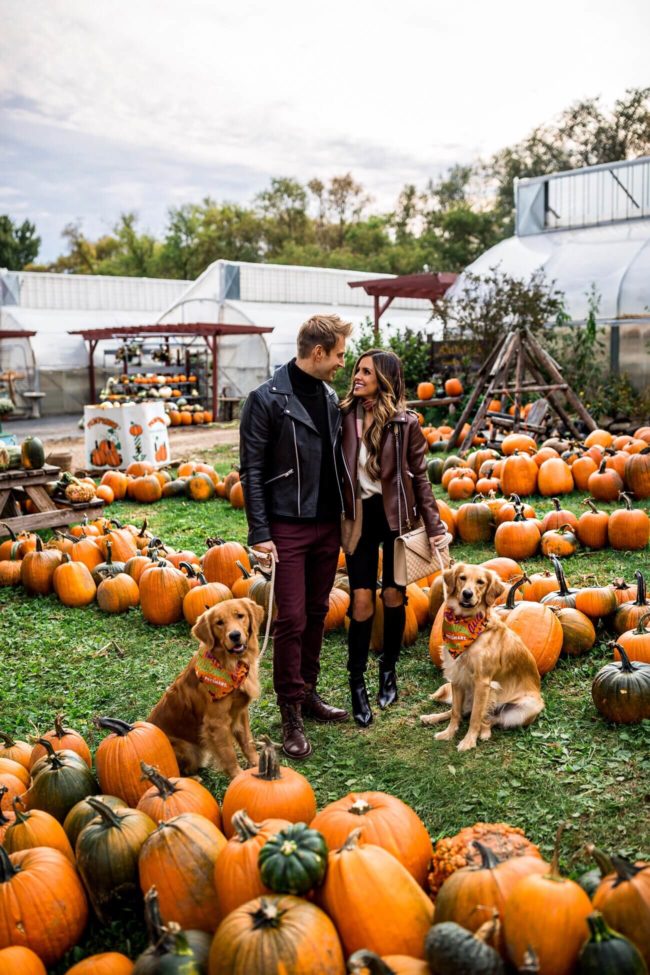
[0,946,47,974]
[64,953,134,975]
[506,602,563,674]
[29,715,92,769]
[592,854,650,964]
[417,381,435,400]
[95,717,179,806]
[139,562,189,625]
[202,538,251,590]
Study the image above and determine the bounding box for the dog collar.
[195,647,250,700]
[442,608,488,659]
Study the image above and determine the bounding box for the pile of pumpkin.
[0,524,353,634]
[2,717,648,975]
[429,427,650,502]
[96,460,233,506]
[435,491,649,561]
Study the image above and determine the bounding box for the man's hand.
[252,540,279,564]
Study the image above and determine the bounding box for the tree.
[0,215,41,269]
[255,177,310,254]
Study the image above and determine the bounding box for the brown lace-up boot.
[302,684,349,723]
[279,703,312,759]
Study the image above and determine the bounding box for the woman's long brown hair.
[340,348,406,480]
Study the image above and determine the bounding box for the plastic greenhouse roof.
[450,218,650,321]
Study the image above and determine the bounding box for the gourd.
[258,822,328,895]
[21,436,45,469]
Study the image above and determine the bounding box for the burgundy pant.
[270,519,340,705]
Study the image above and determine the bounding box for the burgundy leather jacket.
[341,408,446,538]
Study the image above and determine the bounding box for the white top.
[358,440,382,499]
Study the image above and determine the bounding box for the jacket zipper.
[291,419,302,516]
[264,468,294,485]
[341,443,356,518]
[333,440,345,513]
[395,425,410,532]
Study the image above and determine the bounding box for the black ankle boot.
[377,669,398,709]
[349,675,373,727]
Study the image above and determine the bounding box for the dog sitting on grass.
[421,562,544,752]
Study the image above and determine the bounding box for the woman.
[340,349,450,727]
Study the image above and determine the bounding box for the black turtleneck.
[288,359,340,520]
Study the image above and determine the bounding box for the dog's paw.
[434,726,457,741]
[479,725,492,740]
[457,735,477,752]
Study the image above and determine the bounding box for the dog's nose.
[228,630,242,643]
[461,588,474,601]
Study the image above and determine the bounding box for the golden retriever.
[148,598,265,779]
[421,562,544,751]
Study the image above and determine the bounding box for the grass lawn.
[1,443,649,969]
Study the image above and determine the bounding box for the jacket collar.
[269,363,337,403]
[269,362,340,435]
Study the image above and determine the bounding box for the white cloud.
[1,0,648,258]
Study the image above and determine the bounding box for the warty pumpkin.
[0,845,88,966]
[311,791,433,888]
[138,812,227,932]
[137,761,222,826]
[316,829,433,958]
[4,796,75,863]
[221,737,316,838]
[76,797,156,923]
[213,810,291,923]
[591,855,650,965]
[208,895,345,975]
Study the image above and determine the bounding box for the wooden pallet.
[0,465,104,536]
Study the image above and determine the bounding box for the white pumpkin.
[159,386,173,399]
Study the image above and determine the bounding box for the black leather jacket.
[239,364,343,544]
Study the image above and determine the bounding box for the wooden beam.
[459,331,520,453]
[520,335,581,438]
[528,332,598,431]
[445,337,505,449]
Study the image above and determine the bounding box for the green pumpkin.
[427,458,445,484]
[162,478,189,498]
[578,911,647,975]
[133,886,212,974]
[258,822,328,895]
[63,794,126,849]
[0,444,21,471]
[25,738,98,823]
[579,847,614,898]
[76,797,156,923]
[425,921,505,975]
[21,435,45,469]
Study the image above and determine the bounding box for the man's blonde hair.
[297,314,353,358]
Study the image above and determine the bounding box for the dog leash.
[432,531,454,602]
[250,549,276,659]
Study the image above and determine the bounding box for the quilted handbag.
[394,528,452,586]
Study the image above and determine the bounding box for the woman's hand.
[430,534,451,570]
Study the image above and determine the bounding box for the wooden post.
[446,338,504,449]
[210,335,218,419]
[528,330,597,431]
[88,339,98,404]
[520,335,581,438]
[374,295,380,339]
[458,331,519,453]
[513,332,525,432]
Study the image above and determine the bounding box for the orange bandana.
[195,647,250,701]
[442,608,488,659]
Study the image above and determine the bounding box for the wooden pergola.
[68,322,273,417]
[348,272,457,335]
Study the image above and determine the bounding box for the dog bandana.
[195,646,250,701]
[442,608,488,658]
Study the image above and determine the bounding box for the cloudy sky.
[2,0,648,261]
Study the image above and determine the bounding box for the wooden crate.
[0,466,104,536]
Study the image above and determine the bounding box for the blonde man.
[240,314,353,759]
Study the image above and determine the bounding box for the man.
[239,314,353,759]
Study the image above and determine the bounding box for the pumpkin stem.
[178,561,197,578]
[86,796,123,828]
[551,497,561,511]
[11,795,28,824]
[35,737,64,767]
[634,570,647,607]
[635,611,650,633]
[611,854,648,886]
[34,536,43,552]
[236,560,252,580]
[585,911,617,943]
[348,798,372,816]
[519,947,541,973]
[0,844,20,881]
[94,716,134,736]
[138,518,149,538]
[250,897,287,930]
[549,554,573,596]
[340,828,363,852]
[505,574,530,609]
[610,642,635,672]
[619,491,634,511]
[474,908,500,945]
[253,737,283,781]
[582,498,599,514]
[205,536,226,549]
[0,523,17,541]
[347,950,396,974]
[585,844,614,878]
[53,714,71,739]
[140,761,177,797]
[0,731,17,748]
[231,809,262,842]
[143,885,174,954]
[472,840,501,870]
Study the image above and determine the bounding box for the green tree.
[256,177,310,255]
[0,215,41,269]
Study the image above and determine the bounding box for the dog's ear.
[192,611,215,649]
[485,570,507,606]
[243,597,265,631]
[443,562,463,596]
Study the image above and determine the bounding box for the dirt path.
[42,424,241,472]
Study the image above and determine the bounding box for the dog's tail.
[492,694,544,729]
